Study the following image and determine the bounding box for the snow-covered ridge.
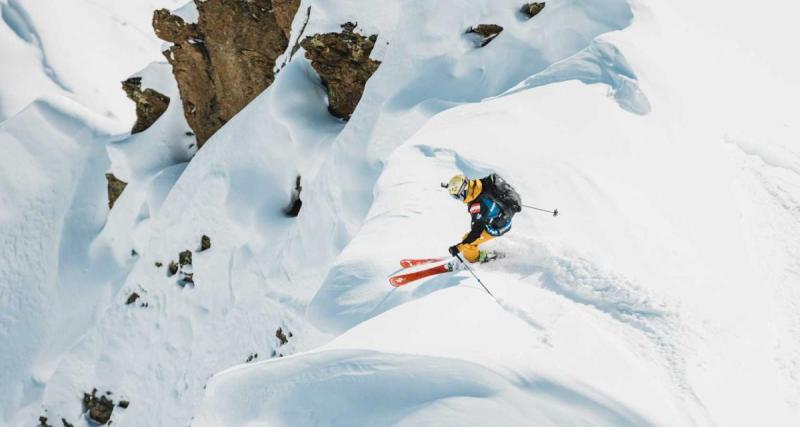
[1,0,799,426]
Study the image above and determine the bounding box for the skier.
[445,173,521,263]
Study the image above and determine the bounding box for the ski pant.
[457,230,494,263]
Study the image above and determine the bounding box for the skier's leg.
[457,231,494,262]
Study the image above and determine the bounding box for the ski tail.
[389,263,452,287]
[399,257,447,268]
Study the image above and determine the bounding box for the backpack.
[487,173,521,215]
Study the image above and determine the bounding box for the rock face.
[301,23,381,120]
[467,24,504,47]
[153,0,300,147]
[121,77,170,133]
[82,389,114,424]
[105,173,127,209]
[284,175,302,217]
[520,2,546,19]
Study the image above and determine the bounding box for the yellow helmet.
[446,174,468,201]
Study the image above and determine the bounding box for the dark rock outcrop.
[466,24,504,47]
[179,250,192,267]
[125,292,140,305]
[301,23,381,120]
[168,261,179,277]
[200,235,211,251]
[284,175,302,217]
[82,389,114,424]
[276,327,289,345]
[121,77,170,133]
[105,173,127,210]
[153,0,300,147]
[38,416,52,427]
[520,2,546,19]
[61,418,74,427]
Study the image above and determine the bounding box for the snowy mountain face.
[1,0,799,426]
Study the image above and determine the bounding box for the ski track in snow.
[483,236,714,424]
[726,139,800,410]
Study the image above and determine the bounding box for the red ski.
[399,257,446,268]
[389,263,452,287]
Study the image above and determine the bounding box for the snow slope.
[0,0,185,125]
[1,0,799,426]
[0,96,122,424]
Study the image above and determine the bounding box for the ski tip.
[389,276,406,287]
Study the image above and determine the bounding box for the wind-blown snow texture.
[2,0,800,426]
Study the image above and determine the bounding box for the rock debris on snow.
[466,24,503,47]
[167,261,179,277]
[82,389,115,424]
[284,176,302,217]
[125,292,140,305]
[105,173,127,210]
[520,2,546,19]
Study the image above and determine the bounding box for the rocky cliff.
[153,0,300,147]
[301,23,381,120]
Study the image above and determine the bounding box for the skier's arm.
[462,216,487,245]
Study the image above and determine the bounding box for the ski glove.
[448,245,460,257]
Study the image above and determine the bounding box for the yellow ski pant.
[457,231,494,263]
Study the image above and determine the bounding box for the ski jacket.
[462,176,512,244]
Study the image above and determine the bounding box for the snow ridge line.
[1,0,72,92]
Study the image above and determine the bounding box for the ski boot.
[478,250,503,263]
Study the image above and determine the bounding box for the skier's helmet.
[446,175,468,201]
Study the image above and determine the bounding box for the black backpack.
[487,173,522,215]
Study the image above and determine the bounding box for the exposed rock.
[117,400,129,409]
[284,175,302,217]
[62,418,74,427]
[155,262,163,268]
[125,292,140,305]
[246,353,258,363]
[153,0,300,147]
[466,24,504,47]
[200,235,211,251]
[520,2,546,19]
[83,389,114,424]
[38,416,52,427]
[121,77,170,133]
[178,250,192,267]
[301,23,381,120]
[272,0,299,39]
[276,327,289,345]
[167,261,179,277]
[105,173,127,210]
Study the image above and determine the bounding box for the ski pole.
[455,254,494,297]
[522,204,559,217]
